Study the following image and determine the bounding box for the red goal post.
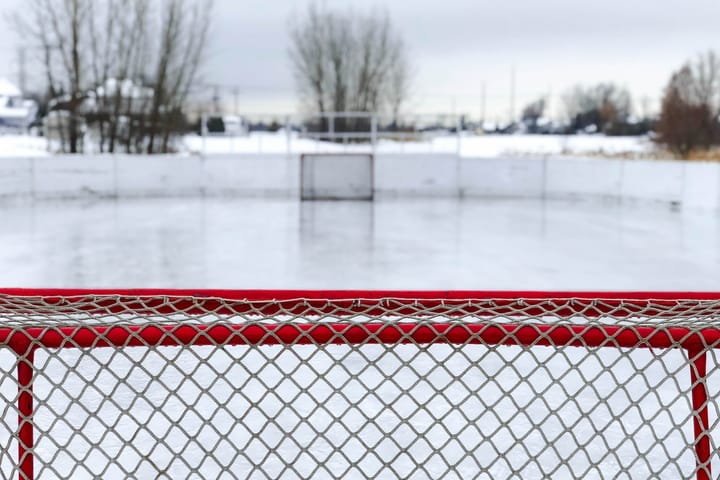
[0,289,719,479]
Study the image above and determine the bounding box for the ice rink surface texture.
[0,197,717,290]
[1,197,718,479]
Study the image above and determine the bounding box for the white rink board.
[375,154,458,197]
[621,159,685,205]
[682,161,720,210]
[115,155,204,197]
[544,157,623,200]
[0,153,717,208]
[460,157,544,198]
[33,156,116,199]
[204,154,297,197]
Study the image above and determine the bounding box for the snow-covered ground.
[0,134,49,157]
[182,132,654,157]
[0,131,655,158]
[458,133,652,157]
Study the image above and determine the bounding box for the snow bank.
[0,135,49,157]
[0,131,654,158]
[459,134,652,157]
[181,132,653,158]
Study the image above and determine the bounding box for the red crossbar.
[1,289,720,318]
[0,323,718,350]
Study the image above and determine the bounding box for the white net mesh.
[0,291,718,479]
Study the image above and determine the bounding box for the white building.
[0,78,37,130]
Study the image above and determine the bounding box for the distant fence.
[194,112,464,155]
[0,154,719,209]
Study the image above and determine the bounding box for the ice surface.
[0,197,717,290]
[0,197,718,478]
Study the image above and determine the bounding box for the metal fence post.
[200,113,207,156]
[456,115,462,157]
[285,115,292,157]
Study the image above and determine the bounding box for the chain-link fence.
[188,112,465,155]
[0,289,718,479]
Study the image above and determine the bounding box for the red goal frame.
[1,288,718,480]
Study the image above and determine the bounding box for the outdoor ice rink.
[1,196,719,479]
[0,196,718,290]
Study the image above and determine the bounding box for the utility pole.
[232,87,240,116]
[17,47,27,94]
[547,85,553,124]
[212,84,221,114]
[640,95,651,120]
[480,81,486,126]
[509,66,516,126]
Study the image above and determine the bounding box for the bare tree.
[692,51,720,116]
[562,83,632,134]
[11,0,93,153]
[111,0,212,154]
[95,0,151,153]
[386,43,411,128]
[12,0,212,154]
[289,4,411,133]
[79,0,140,153]
[656,61,718,158]
[521,97,546,132]
[289,4,328,116]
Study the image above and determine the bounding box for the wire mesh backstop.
[0,289,718,479]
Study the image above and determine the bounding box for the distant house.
[0,78,37,130]
[204,115,248,136]
[88,77,154,115]
[44,78,155,145]
[222,115,247,136]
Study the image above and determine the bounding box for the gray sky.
[2,0,720,120]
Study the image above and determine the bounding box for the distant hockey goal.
[300,153,374,200]
[1,289,719,479]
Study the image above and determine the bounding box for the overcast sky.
[2,0,720,120]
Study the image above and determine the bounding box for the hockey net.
[0,289,719,479]
[300,154,374,200]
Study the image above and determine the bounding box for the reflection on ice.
[0,197,717,290]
